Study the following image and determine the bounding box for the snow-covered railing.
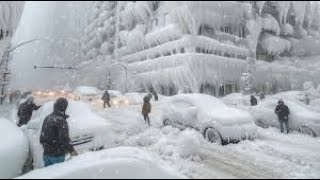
[261,14,280,35]
[129,53,247,75]
[215,31,247,46]
[129,53,246,92]
[260,33,291,55]
[121,35,249,63]
[145,24,183,48]
[280,23,294,36]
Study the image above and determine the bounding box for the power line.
[34,65,78,70]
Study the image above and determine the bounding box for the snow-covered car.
[310,99,320,112]
[221,93,251,107]
[73,86,100,102]
[32,90,75,104]
[250,99,320,137]
[270,91,309,104]
[17,147,184,179]
[26,101,110,168]
[160,94,257,145]
[0,118,29,178]
[108,90,130,107]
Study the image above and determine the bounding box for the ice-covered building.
[82,1,320,96]
[0,1,24,98]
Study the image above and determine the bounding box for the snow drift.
[17,147,185,179]
[0,118,28,179]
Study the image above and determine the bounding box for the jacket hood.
[54,97,68,113]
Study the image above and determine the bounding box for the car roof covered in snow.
[29,101,109,138]
[166,94,254,125]
[258,98,320,120]
[74,86,98,95]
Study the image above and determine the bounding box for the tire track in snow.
[198,145,280,179]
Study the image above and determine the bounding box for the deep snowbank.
[17,147,185,179]
[0,118,28,179]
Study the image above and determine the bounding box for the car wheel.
[255,119,268,128]
[299,126,317,137]
[163,119,173,127]
[204,128,223,145]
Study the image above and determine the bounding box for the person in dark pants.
[150,88,158,101]
[142,94,152,126]
[275,99,290,134]
[40,98,78,167]
[259,92,265,100]
[17,97,41,127]
[101,90,111,108]
[250,95,258,106]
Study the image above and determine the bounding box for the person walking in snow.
[305,94,310,105]
[17,96,41,127]
[40,98,78,167]
[101,90,111,108]
[150,88,158,101]
[142,94,152,126]
[259,92,265,100]
[275,99,290,134]
[250,95,258,106]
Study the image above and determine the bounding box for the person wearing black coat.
[102,90,111,108]
[275,99,290,134]
[250,95,258,106]
[40,97,78,167]
[17,97,41,127]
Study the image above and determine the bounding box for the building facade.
[0,1,24,100]
[83,1,320,96]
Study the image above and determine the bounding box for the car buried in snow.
[250,98,320,137]
[73,86,100,102]
[108,90,130,107]
[25,100,110,168]
[160,94,257,145]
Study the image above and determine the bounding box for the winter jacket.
[142,102,151,116]
[102,91,110,101]
[17,101,41,126]
[250,96,258,106]
[40,98,75,157]
[152,91,158,101]
[275,104,290,121]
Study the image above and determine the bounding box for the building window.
[198,24,215,38]
[173,49,176,54]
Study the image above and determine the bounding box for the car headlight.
[125,99,129,105]
[112,100,118,105]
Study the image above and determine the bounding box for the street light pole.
[0,37,54,105]
[107,63,128,93]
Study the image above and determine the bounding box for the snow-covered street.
[92,100,320,179]
[2,1,320,179]
[0,92,319,179]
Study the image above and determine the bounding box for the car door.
[170,99,198,128]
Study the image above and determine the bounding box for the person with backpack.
[142,94,152,126]
[275,99,290,134]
